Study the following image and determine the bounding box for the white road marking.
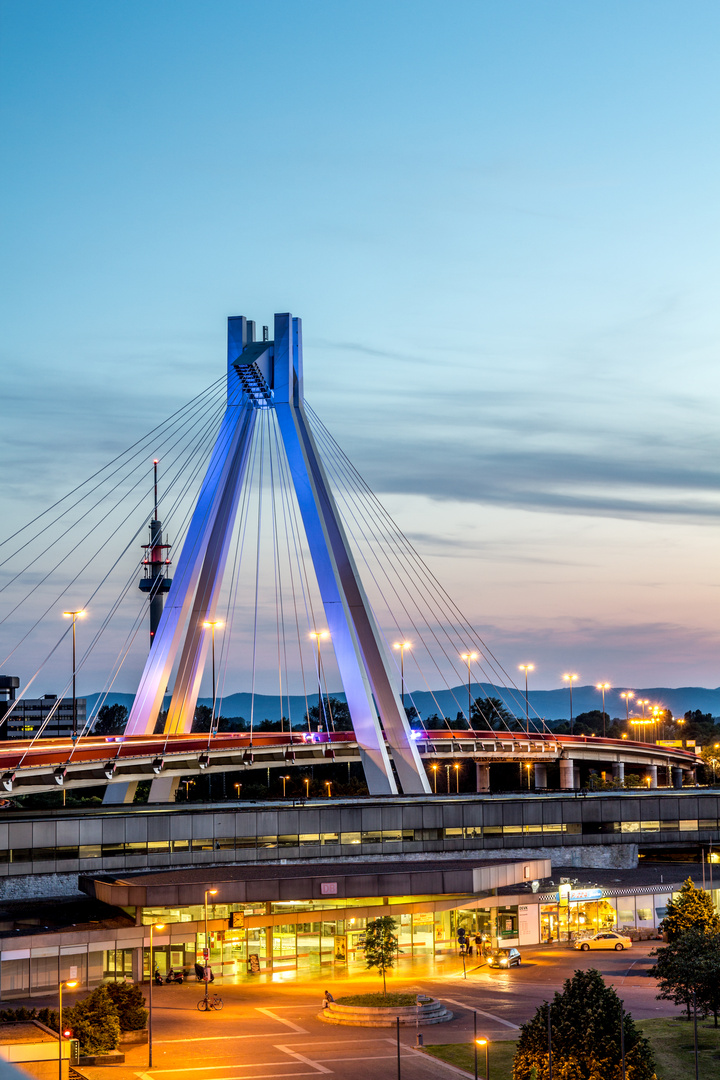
[157,1034,299,1044]
[275,1045,332,1074]
[138,1073,318,1079]
[257,1007,308,1033]
[441,997,520,1030]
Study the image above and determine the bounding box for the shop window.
[147,841,169,853]
[482,825,502,837]
[362,831,382,844]
[299,834,320,846]
[321,833,339,845]
[341,832,361,845]
[700,819,718,830]
[257,836,277,848]
[637,909,652,921]
[680,820,698,831]
[618,909,634,924]
[543,823,562,833]
[524,824,542,834]
[503,825,523,835]
[278,835,299,848]
[102,843,126,858]
[641,821,660,832]
[215,837,237,850]
[191,838,215,851]
[126,842,148,853]
[171,839,189,852]
[465,826,482,839]
[621,822,640,833]
[383,830,409,843]
[444,828,463,839]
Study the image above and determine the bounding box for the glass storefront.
[540,899,617,942]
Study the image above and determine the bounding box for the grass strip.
[336,992,420,1007]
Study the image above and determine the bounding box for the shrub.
[63,986,120,1054]
[104,981,148,1031]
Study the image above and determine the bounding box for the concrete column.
[646,765,658,789]
[573,767,581,789]
[671,766,683,789]
[475,763,490,793]
[559,759,575,790]
[533,763,547,789]
[612,762,625,784]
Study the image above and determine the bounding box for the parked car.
[486,947,521,968]
[575,931,632,951]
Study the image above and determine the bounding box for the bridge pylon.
[105,314,430,804]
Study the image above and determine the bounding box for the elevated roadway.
[0,730,700,797]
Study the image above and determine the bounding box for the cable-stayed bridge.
[0,313,701,801]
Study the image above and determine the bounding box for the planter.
[79,1052,126,1066]
[120,1029,148,1045]
[320,998,452,1027]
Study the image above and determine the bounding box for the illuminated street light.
[453,762,460,793]
[325,780,333,798]
[431,764,439,794]
[460,652,479,726]
[202,621,223,734]
[203,889,218,1004]
[562,674,579,734]
[62,609,86,740]
[595,683,611,738]
[393,641,412,709]
[304,777,310,798]
[148,922,165,1067]
[282,775,291,797]
[309,631,330,731]
[518,664,534,734]
[58,979,78,1080]
[620,691,634,723]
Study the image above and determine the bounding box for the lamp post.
[460,652,478,726]
[475,1036,489,1080]
[453,763,460,793]
[203,888,218,1003]
[595,683,610,737]
[309,631,329,730]
[58,978,77,1080]
[431,764,438,794]
[562,674,579,734]
[620,691,634,723]
[393,642,411,709]
[445,763,451,792]
[202,621,222,734]
[234,782,241,799]
[304,777,310,798]
[62,610,85,740]
[518,664,534,734]
[148,922,165,1068]
[282,775,290,798]
[325,781,332,798]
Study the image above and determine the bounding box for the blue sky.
[1,1,719,695]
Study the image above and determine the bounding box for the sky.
[1,0,719,698]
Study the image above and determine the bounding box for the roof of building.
[0,1023,57,1045]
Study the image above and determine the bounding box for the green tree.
[62,985,121,1054]
[471,696,517,730]
[363,916,401,996]
[94,703,128,735]
[659,878,720,942]
[304,697,353,732]
[192,704,213,733]
[513,969,655,1080]
[651,928,720,1023]
[104,981,148,1031]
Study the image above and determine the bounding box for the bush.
[63,986,120,1054]
[104,981,148,1031]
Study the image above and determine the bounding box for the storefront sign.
[321,882,338,895]
[547,887,604,902]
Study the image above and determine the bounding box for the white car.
[575,931,632,951]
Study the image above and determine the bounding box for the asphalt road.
[75,943,673,1080]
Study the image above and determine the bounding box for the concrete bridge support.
[534,763,547,789]
[612,762,625,785]
[672,767,683,788]
[559,759,576,790]
[475,763,490,792]
[646,765,658,789]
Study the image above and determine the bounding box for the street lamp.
[475,1036,489,1080]
[393,642,412,709]
[304,777,310,798]
[620,691,634,723]
[518,664,534,733]
[282,775,290,797]
[234,782,241,799]
[431,764,439,794]
[562,674,579,734]
[58,979,78,1080]
[596,683,611,738]
[453,763,460,793]
[202,621,222,734]
[203,888,218,1003]
[309,631,329,731]
[525,762,532,790]
[181,779,195,801]
[148,922,165,1068]
[460,652,478,726]
[325,781,332,798]
[62,610,85,740]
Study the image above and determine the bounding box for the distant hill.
[86,684,720,724]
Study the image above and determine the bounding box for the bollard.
[416,1033,423,1047]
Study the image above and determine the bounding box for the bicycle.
[197,994,223,1011]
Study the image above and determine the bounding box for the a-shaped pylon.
[104,313,430,802]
